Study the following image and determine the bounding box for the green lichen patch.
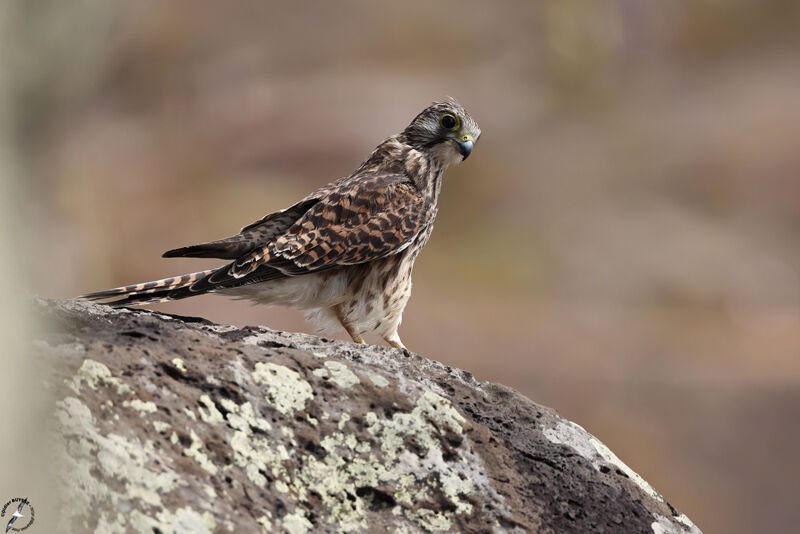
[129,507,217,534]
[367,391,466,458]
[95,510,127,532]
[252,362,313,415]
[212,385,484,532]
[256,514,273,532]
[338,412,351,430]
[171,357,187,373]
[367,372,390,388]
[123,398,158,414]
[183,430,219,475]
[314,361,361,389]
[230,423,291,487]
[360,391,475,528]
[220,399,272,433]
[198,394,225,424]
[152,420,172,433]
[67,358,132,396]
[55,396,182,530]
[224,397,290,488]
[414,390,466,435]
[282,511,314,534]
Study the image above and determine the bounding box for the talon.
[385,335,406,350]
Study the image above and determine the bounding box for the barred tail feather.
[80,269,218,307]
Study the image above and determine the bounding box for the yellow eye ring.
[439,114,460,130]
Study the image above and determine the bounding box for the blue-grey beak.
[455,139,474,159]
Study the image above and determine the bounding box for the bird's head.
[400,99,481,168]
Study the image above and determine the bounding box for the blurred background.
[3,1,800,532]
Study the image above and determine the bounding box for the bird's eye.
[440,114,459,130]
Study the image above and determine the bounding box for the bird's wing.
[172,173,432,294]
[216,173,433,282]
[276,179,430,269]
[162,198,319,259]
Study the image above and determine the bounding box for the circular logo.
[1,498,34,532]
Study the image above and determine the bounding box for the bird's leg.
[384,331,406,350]
[334,304,365,344]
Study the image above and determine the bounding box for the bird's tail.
[80,269,219,307]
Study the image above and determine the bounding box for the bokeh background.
[4,1,800,532]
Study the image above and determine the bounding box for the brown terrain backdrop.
[4,2,800,532]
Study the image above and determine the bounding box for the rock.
[35,298,702,534]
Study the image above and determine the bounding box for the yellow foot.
[384,334,406,350]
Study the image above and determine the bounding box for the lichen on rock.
[37,298,702,533]
[55,396,183,528]
[252,361,314,415]
[67,358,132,396]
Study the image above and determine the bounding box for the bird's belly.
[334,255,415,339]
[218,271,351,310]
[219,252,417,340]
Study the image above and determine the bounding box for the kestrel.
[82,100,480,348]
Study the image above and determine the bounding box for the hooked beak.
[455,134,474,160]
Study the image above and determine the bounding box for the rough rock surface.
[34,299,702,534]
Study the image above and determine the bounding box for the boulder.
[35,299,702,533]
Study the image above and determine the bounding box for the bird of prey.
[5,499,27,532]
[82,99,480,348]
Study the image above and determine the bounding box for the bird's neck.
[426,165,445,204]
[359,137,445,202]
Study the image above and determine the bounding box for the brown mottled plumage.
[81,100,481,348]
